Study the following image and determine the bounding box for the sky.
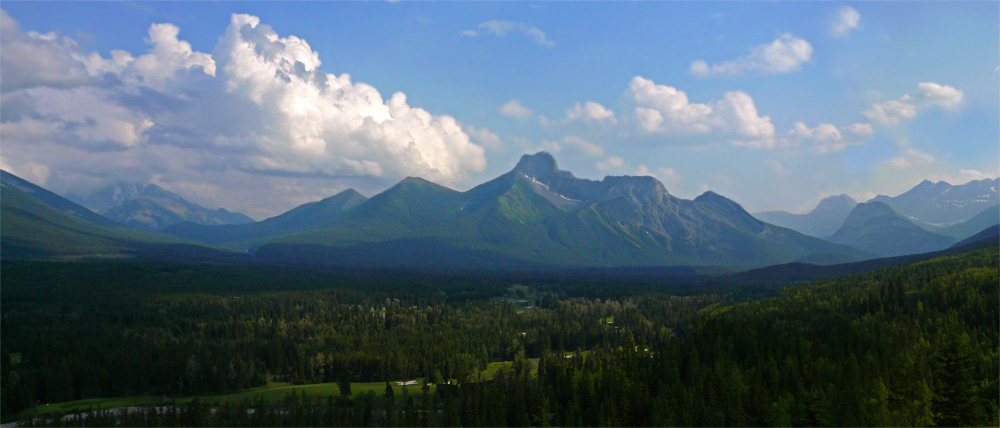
[1,2,997,219]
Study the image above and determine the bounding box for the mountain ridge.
[869,177,998,225]
[258,152,867,268]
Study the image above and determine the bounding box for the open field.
[30,381,436,418]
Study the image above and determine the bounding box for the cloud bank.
[0,11,488,216]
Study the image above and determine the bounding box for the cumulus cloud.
[786,121,873,153]
[564,101,616,124]
[624,76,873,153]
[0,10,96,92]
[0,10,487,216]
[863,82,964,125]
[628,76,774,142]
[690,34,813,78]
[463,20,554,48]
[831,6,862,38]
[500,100,534,120]
[463,125,504,151]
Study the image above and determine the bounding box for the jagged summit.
[512,152,560,177]
[256,149,861,267]
[870,177,998,225]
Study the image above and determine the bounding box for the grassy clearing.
[478,358,539,381]
[31,380,435,418]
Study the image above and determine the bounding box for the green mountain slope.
[162,189,367,251]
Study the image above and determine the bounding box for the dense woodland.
[2,246,997,426]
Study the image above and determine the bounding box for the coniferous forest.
[2,246,996,427]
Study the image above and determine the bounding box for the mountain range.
[2,153,995,269]
[72,183,254,231]
[250,152,866,268]
[753,195,857,238]
[870,178,998,226]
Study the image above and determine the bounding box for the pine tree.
[933,329,980,426]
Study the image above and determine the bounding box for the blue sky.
[1,2,997,218]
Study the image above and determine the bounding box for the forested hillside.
[2,246,996,426]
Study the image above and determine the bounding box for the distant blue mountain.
[871,178,998,226]
[754,194,857,238]
[829,201,955,257]
[75,183,254,231]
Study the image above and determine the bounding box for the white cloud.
[766,160,789,176]
[463,20,554,48]
[0,11,487,216]
[85,23,217,90]
[0,158,50,186]
[786,121,873,153]
[564,101,616,124]
[463,125,504,151]
[863,82,964,125]
[541,136,604,159]
[627,76,714,133]
[831,6,861,38]
[926,169,996,184]
[627,76,774,142]
[558,136,604,158]
[500,100,534,120]
[713,91,776,140]
[886,149,935,169]
[625,76,871,153]
[690,34,813,78]
[635,165,682,185]
[596,156,626,173]
[0,10,95,92]
[657,167,681,184]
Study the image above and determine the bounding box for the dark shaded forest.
[2,246,997,426]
